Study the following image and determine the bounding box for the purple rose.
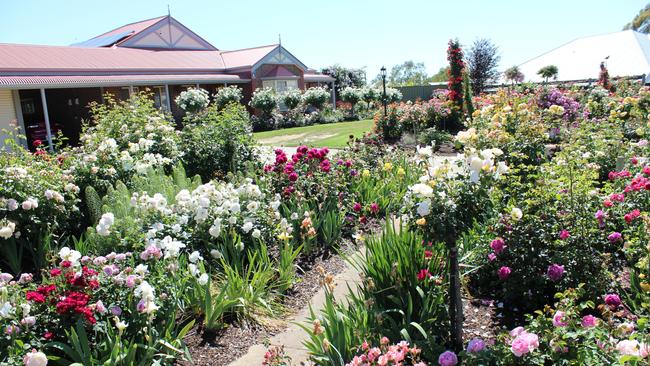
[604,293,621,307]
[467,338,486,353]
[546,264,565,281]
[608,232,622,243]
[438,350,458,366]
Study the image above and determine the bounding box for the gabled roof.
[220,44,279,69]
[72,16,166,47]
[72,15,217,51]
[518,30,650,82]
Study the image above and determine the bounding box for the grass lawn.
[253,119,374,148]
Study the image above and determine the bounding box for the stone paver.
[228,251,363,366]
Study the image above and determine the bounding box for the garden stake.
[447,239,463,351]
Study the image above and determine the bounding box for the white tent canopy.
[517,30,650,83]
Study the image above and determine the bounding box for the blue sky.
[0,0,645,81]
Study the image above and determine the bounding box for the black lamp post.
[380,66,387,117]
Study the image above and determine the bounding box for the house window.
[151,86,169,111]
[262,79,299,93]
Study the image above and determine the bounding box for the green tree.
[504,65,524,85]
[388,60,430,86]
[430,66,449,82]
[623,3,650,33]
[537,65,559,83]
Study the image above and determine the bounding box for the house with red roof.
[0,15,334,149]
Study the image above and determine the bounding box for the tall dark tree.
[466,38,501,95]
[624,3,650,33]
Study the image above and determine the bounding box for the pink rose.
[559,229,570,240]
[581,315,599,328]
[511,332,539,357]
[490,238,506,254]
[497,266,511,280]
[552,311,568,327]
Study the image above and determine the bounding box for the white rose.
[511,207,523,221]
[6,199,18,211]
[242,221,254,233]
[23,350,48,366]
[416,200,431,216]
[198,273,209,286]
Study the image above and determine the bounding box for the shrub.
[214,85,243,110]
[362,87,380,108]
[281,88,303,110]
[175,87,210,113]
[470,151,609,314]
[0,144,81,273]
[373,106,402,141]
[66,93,182,196]
[0,246,199,365]
[181,103,258,181]
[250,87,278,116]
[417,127,452,146]
[303,87,331,110]
[385,87,403,103]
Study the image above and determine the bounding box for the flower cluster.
[175,87,210,113]
[346,338,426,366]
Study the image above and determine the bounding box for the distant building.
[517,30,650,84]
[0,15,334,149]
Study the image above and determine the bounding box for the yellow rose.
[416,218,426,226]
[397,167,405,177]
[362,169,370,178]
[641,282,650,292]
[383,162,393,171]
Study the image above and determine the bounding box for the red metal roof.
[0,74,248,89]
[0,44,226,72]
[220,45,278,69]
[88,16,166,43]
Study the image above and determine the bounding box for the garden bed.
[179,242,351,366]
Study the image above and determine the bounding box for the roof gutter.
[0,78,251,90]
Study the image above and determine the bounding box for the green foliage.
[417,127,452,147]
[537,65,559,82]
[181,103,258,181]
[84,186,102,226]
[301,288,371,366]
[218,246,278,323]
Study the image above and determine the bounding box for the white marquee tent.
[517,30,650,83]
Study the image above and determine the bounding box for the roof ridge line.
[220,44,278,53]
